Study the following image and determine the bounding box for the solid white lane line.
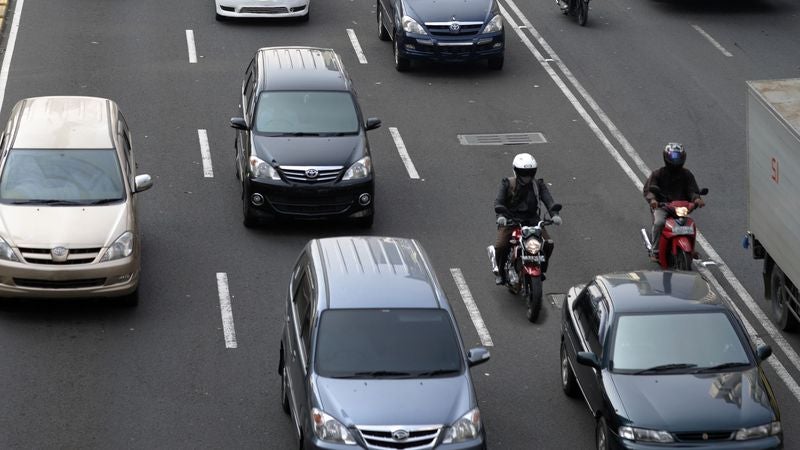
[502,0,800,389]
[389,127,420,179]
[697,264,800,402]
[186,29,198,63]
[503,0,652,179]
[346,29,368,64]
[0,0,25,111]
[692,25,734,57]
[197,129,214,177]
[450,268,494,347]
[216,273,238,349]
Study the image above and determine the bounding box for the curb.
[0,0,8,32]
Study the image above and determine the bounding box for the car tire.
[488,56,504,71]
[596,417,609,450]
[770,266,798,331]
[561,342,579,397]
[215,13,226,22]
[354,214,374,229]
[394,38,411,72]
[378,8,390,41]
[120,289,139,307]
[298,10,310,22]
[281,361,291,414]
[242,185,258,228]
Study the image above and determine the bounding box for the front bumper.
[245,177,374,221]
[0,256,139,299]
[215,1,309,18]
[396,31,504,62]
[305,434,486,450]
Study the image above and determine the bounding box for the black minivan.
[279,236,490,450]
[230,47,381,228]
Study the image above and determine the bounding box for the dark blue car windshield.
[315,309,463,378]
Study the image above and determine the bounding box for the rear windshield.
[254,91,359,135]
[315,309,463,378]
[0,149,125,205]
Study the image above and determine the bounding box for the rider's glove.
[551,215,563,226]
[694,197,705,208]
[496,216,508,227]
[649,199,658,209]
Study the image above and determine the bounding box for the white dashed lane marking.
[347,29,368,64]
[186,29,198,63]
[216,273,238,349]
[692,25,734,57]
[451,268,494,347]
[197,129,213,178]
[389,127,420,179]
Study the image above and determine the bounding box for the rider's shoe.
[650,253,659,263]
[495,274,504,285]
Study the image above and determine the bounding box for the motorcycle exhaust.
[640,228,653,251]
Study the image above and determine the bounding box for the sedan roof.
[596,271,725,314]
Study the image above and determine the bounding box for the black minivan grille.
[426,22,483,37]
[278,166,343,183]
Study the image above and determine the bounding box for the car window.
[315,309,463,378]
[0,149,125,204]
[254,91,359,135]
[574,283,605,353]
[293,272,313,359]
[611,312,751,373]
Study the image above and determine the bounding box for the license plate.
[523,255,545,262]
[672,226,694,235]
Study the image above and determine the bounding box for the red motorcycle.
[492,204,561,322]
[640,186,708,271]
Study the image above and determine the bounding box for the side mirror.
[576,351,600,369]
[550,204,563,213]
[648,185,662,195]
[365,117,382,131]
[495,205,510,216]
[756,344,772,362]
[230,117,248,130]
[467,347,491,367]
[699,188,709,196]
[134,174,153,193]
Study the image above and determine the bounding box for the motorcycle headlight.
[482,14,503,33]
[0,236,19,262]
[443,408,481,443]
[249,155,281,180]
[341,156,371,181]
[402,15,427,35]
[619,426,674,443]
[524,238,542,254]
[100,231,134,262]
[735,421,781,440]
[311,408,357,445]
[675,206,688,217]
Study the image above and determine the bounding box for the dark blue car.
[560,271,783,449]
[376,0,504,71]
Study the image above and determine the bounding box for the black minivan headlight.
[482,14,503,33]
[342,156,372,180]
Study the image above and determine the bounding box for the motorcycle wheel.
[578,0,589,26]
[526,275,543,323]
[675,249,692,271]
[770,265,798,331]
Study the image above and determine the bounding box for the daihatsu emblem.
[392,429,409,441]
[305,168,319,179]
[51,246,69,263]
[702,433,709,440]
[449,22,461,33]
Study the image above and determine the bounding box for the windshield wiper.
[353,370,413,378]
[83,198,123,205]
[9,199,83,205]
[415,369,461,377]
[693,362,751,373]
[632,363,697,375]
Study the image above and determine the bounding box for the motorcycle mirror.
[495,205,510,215]
[699,188,709,196]
[550,204,563,213]
[648,185,662,195]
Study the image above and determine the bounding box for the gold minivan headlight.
[100,231,134,262]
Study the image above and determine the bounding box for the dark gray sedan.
[560,271,782,449]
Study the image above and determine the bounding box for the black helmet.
[663,143,686,168]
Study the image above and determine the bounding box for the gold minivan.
[0,96,153,304]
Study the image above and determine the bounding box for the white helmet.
[512,153,537,178]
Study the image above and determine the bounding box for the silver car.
[0,96,153,304]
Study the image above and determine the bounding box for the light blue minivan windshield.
[0,149,125,204]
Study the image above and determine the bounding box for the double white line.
[498,0,800,401]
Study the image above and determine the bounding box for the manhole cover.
[458,132,547,146]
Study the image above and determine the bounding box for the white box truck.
[747,78,800,330]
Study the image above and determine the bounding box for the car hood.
[609,368,778,432]
[253,135,364,168]
[0,203,129,248]
[405,0,495,23]
[315,375,474,426]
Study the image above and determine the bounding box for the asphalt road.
[0,0,799,448]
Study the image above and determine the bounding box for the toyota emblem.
[51,246,69,263]
[449,22,461,33]
[702,433,709,441]
[305,168,319,179]
[391,429,410,441]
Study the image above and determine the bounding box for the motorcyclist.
[488,153,561,285]
[643,143,705,261]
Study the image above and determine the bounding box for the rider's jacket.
[495,177,556,225]
[643,166,701,204]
